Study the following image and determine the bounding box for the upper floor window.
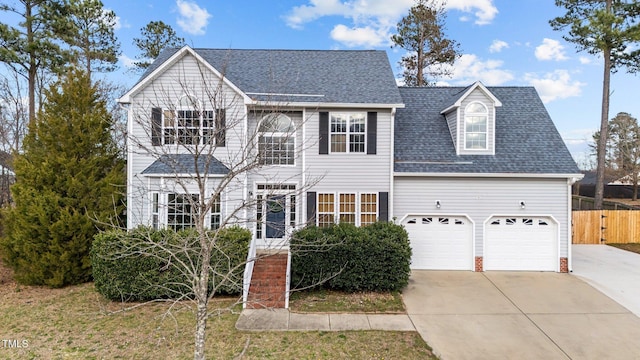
[464,102,488,150]
[258,113,295,165]
[151,95,225,147]
[330,113,365,153]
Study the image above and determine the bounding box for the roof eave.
[394,171,584,180]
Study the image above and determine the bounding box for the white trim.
[117,46,252,104]
[249,101,405,109]
[389,107,396,222]
[482,214,560,272]
[440,81,502,114]
[142,173,226,178]
[394,172,584,179]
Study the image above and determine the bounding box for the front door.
[265,195,286,239]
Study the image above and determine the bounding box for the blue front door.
[266,195,286,238]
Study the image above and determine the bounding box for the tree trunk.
[193,297,208,360]
[595,0,613,210]
[26,2,36,126]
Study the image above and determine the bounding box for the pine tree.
[0,69,125,287]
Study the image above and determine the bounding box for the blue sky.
[12,0,640,166]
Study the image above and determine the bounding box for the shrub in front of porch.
[290,222,411,292]
[91,226,250,301]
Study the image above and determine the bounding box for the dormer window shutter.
[367,112,377,155]
[151,107,162,146]
[319,112,329,154]
[215,109,226,147]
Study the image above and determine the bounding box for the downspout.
[389,107,396,222]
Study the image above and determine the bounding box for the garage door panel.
[485,216,557,271]
[403,216,473,270]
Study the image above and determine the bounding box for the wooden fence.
[572,210,640,244]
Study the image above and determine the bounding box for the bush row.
[290,222,411,292]
[91,226,250,301]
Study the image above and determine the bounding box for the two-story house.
[118,46,581,307]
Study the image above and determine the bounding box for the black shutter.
[367,112,377,155]
[151,107,162,146]
[319,112,329,154]
[378,191,389,222]
[307,191,317,225]
[215,109,226,147]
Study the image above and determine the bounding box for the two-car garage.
[402,215,559,272]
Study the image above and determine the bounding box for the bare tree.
[112,56,324,359]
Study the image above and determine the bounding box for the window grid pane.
[256,195,263,238]
[360,193,377,226]
[329,113,365,153]
[168,194,198,231]
[339,193,356,225]
[210,195,221,230]
[318,193,335,227]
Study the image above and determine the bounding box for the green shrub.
[290,222,411,292]
[91,226,250,301]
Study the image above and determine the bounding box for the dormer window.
[464,102,488,150]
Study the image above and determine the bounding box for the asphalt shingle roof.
[140,48,403,105]
[142,154,229,175]
[395,86,580,174]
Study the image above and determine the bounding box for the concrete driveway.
[572,244,640,317]
[403,271,640,360]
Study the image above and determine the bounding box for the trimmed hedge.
[91,226,250,301]
[290,222,411,292]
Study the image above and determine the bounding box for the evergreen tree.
[133,21,185,71]
[391,0,460,86]
[0,69,125,287]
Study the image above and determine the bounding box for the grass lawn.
[608,243,640,255]
[289,290,405,313]
[0,262,436,359]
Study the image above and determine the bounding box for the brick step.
[247,253,288,309]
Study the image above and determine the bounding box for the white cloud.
[446,0,498,25]
[284,0,498,47]
[119,54,137,69]
[524,70,585,103]
[439,54,514,86]
[535,38,568,61]
[330,24,387,47]
[489,39,508,53]
[176,0,211,35]
[579,56,592,64]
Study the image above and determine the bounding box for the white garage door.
[403,215,473,270]
[484,216,558,271]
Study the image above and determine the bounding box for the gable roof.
[142,154,229,175]
[395,86,580,175]
[126,46,404,106]
[440,81,502,114]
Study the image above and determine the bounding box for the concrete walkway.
[236,309,415,331]
[572,244,640,317]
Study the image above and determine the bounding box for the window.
[151,193,159,229]
[160,95,223,146]
[258,113,295,165]
[317,192,378,227]
[167,194,199,231]
[318,193,335,227]
[464,102,488,150]
[210,195,221,230]
[330,113,365,153]
[339,193,356,224]
[360,193,377,226]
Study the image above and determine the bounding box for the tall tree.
[391,0,460,86]
[608,112,640,200]
[133,21,185,71]
[551,0,640,209]
[0,69,125,287]
[47,0,121,79]
[0,0,67,124]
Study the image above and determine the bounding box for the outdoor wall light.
[520,201,526,209]
[436,200,441,209]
